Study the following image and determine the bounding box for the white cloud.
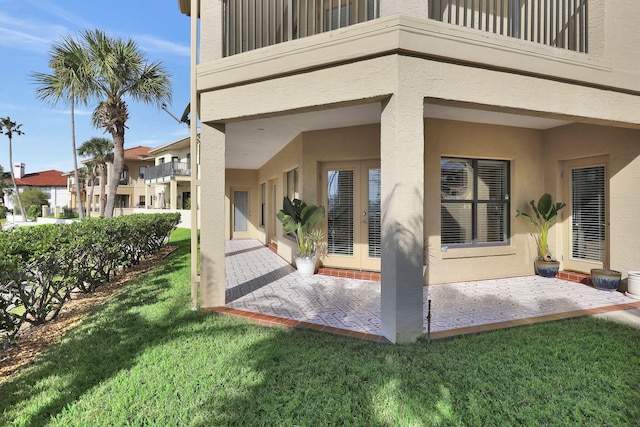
[24,0,91,29]
[0,12,69,53]
[54,109,94,116]
[135,34,190,57]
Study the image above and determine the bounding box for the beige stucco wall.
[154,146,191,165]
[543,123,640,278]
[425,119,545,283]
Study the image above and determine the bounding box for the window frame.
[440,157,511,249]
[286,168,299,201]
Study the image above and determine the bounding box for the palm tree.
[32,35,92,219]
[79,162,97,217]
[78,137,113,217]
[0,117,26,222]
[82,29,171,217]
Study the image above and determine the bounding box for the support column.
[380,85,425,344]
[170,179,178,210]
[144,183,150,209]
[199,123,227,308]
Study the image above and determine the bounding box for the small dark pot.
[590,269,621,291]
[534,259,560,278]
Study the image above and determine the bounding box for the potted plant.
[516,193,566,278]
[276,196,327,276]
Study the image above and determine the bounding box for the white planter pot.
[627,271,640,298]
[295,256,317,277]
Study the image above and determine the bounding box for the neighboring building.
[179,1,640,342]
[81,146,154,213]
[144,136,192,210]
[3,163,69,211]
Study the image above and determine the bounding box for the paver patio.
[215,239,640,342]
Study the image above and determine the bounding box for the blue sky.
[0,0,191,174]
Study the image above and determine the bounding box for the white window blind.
[327,169,354,255]
[368,168,381,258]
[571,166,605,262]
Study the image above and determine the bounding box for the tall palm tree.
[78,137,113,217]
[0,117,26,222]
[82,29,171,217]
[32,35,92,219]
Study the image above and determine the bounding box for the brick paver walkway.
[215,239,640,342]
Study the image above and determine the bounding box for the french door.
[563,156,608,272]
[321,160,381,271]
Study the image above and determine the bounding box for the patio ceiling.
[225,103,570,169]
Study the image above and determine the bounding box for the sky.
[0,0,191,174]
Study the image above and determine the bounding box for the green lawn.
[1,228,639,426]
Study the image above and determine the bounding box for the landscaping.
[1,228,639,426]
[0,213,181,344]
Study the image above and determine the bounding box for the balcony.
[223,0,380,56]
[429,0,588,53]
[144,162,191,182]
[221,0,587,57]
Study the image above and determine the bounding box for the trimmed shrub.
[0,213,181,344]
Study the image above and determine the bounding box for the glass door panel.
[327,169,354,256]
[563,157,607,272]
[232,189,250,238]
[322,160,381,271]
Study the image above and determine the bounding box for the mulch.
[0,244,178,382]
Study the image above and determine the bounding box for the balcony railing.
[144,162,191,181]
[430,0,588,53]
[223,0,380,56]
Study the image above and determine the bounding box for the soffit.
[225,103,568,169]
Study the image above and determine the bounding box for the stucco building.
[3,163,68,212]
[179,0,640,342]
[144,136,192,210]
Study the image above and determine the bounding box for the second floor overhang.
[190,1,640,98]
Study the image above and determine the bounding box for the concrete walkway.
[217,239,640,342]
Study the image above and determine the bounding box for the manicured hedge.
[0,213,180,345]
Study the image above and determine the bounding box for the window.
[139,166,146,179]
[286,168,299,201]
[260,183,266,227]
[120,165,129,184]
[441,157,510,247]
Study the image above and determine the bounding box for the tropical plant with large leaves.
[276,196,326,259]
[32,34,91,219]
[0,117,26,222]
[78,137,114,217]
[516,193,566,260]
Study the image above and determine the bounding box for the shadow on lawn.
[191,317,640,426]
[0,233,205,426]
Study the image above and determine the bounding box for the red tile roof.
[13,170,67,187]
[124,146,153,160]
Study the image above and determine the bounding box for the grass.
[1,228,639,426]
